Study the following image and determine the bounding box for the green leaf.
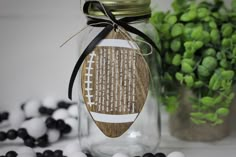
[150,12,165,27]
[191,117,206,125]
[191,27,203,40]
[221,24,233,38]
[166,15,178,25]
[202,56,218,72]
[216,108,229,117]
[171,0,187,12]
[190,112,205,118]
[181,62,194,73]
[172,54,182,66]
[200,97,215,106]
[209,73,218,89]
[182,59,195,66]
[198,65,210,77]
[180,10,197,22]
[214,95,223,104]
[203,48,216,57]
[164,96,179,113]
[171,39,181,52]
[194,81,204,88]
[204,113,218,122]
[228,93,235,101]
[195,41,204,49]
[171,23,184,37]
[221,70,235,80]
[175,72,184,83]
[213,119,224,125]
[184,75,194,87]
[212,79,221,91]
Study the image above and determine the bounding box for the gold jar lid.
[86,0,151,17]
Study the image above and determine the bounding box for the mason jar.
[77,0,162,156]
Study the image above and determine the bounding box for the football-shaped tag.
[81,29,149,138]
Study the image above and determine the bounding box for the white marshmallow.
[21,118,47,138]
[24,100,41,117]
[68,152,87,157]
[112,153,129,157]
[64,141,82,156]
[42,97,58,109]
[47,129,60,143]
[17,153,36,157]
[167,152,185,157]
[17,146,36,156]
[52,109,70,120]
[68,104,78,117]
[9,108,26,128]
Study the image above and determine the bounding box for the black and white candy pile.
[0,97,186,157]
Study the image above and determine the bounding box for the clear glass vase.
[76,1,161,157]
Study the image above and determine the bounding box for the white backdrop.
[0,0,232,110]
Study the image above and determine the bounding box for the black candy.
[39,106,47,114]
[20,103,25,110]
[7,129,17,140]
[155,153,166,157]
[36,152,43,157]
[1,112,9,120]
[57,101,71,109]
[45,117,56,128]
[43,150,54,157]
[143,153,155,157]
[46,108,54,115]
[0,131,7,141]
[5,151,17,157]
[24,137,35,147]
[61,124,71,134]
[56,119,66,131]
[86,153,94,157]
[54,150,63,157]
[37,134,48,147]
[17,128,28,139]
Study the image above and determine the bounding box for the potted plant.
[148,0,236,141]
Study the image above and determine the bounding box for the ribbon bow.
[68,1,159,100]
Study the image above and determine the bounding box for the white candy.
[68,104,78,117]
[47,129,60,143]
[17,153,36,157]
[64,141,82,156]
[9,108,26,128]
[21,118,47,138]
[68,151,87,157]
[65,118,78,137]
[24,100,41,117]
[17,146,36,156]
[42,97,58,109]
[112,153,129,157]
[167,152,185,157]
[53,109,70,120]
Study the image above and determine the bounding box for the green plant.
[148,0,236,125]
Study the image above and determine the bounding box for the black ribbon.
[68,1,160,100]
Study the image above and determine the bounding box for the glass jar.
[77,1,162,156]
